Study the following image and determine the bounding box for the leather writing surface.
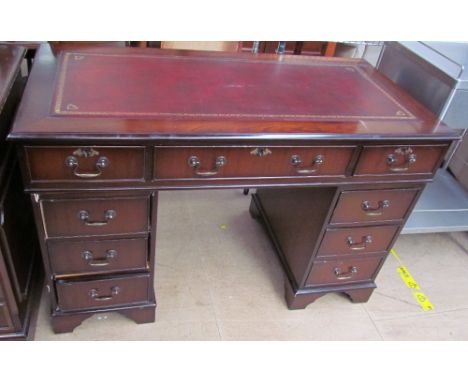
[52,52,416,121]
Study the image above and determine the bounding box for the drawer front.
[354,145,447,176]
[56,274,150,311]
[25,146,145,182]
[330,188,419,224]
[48,238,148,276]
[318,225,399,257]
[306,256,384,286]
[0,301,14,330]
[154,146,354,179]
[42,196,149,238]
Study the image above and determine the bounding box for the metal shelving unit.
[376,41,468,234]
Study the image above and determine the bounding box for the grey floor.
[33,189,468,340]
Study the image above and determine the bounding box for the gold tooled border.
[52,52,416,120]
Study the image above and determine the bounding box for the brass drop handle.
[347,235,372,250]
[79,209,116,226]
[188,155,226,177]
[334,266,357,280]
[89,286,120,301]
[291,154,324,174]
[361,200,390,216]
[65,155,109,178]
[82,249,118,267]
[386,150,417,172]
[250,147,272,157]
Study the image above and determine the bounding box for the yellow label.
[219,224,228,230]
[390,248,402,263]
[396,265,420,290]
[391,248,433,312]
[413,292,434,311]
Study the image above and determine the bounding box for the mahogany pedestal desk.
[8,44,461,334]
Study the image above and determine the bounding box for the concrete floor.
[33,189,468,340]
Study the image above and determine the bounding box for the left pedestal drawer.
[56,273,151,311]
[41,196,149,237]
[48,237,148,277]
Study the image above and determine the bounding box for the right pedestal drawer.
[330,188,419,224]
[317,225,399,257]
[306,256,384,286]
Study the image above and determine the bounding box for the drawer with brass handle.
[41,196,149,238]
[330,188,420,224]
[153,146,355,180]
[55,273,150,311]
[48,237,148,276]
[24,146,146,183]
[354,145,448,176]
[317,225,399,257]
[306,256,384,286]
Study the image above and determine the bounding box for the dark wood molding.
[0,43,42,340]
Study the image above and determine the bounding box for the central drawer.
[56,273,150,311]
[317,225,399,257]
[153,146,355,179]
[48,237,148,276]
[41,196,149,238]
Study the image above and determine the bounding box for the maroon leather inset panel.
[52,52,415,121]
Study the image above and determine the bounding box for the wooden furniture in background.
[140,41,336,56]
[160,41,240,52]
[48,41,129,55]
[0,44,42,340]
[240,41,337,56]
[0,42,41,72]
[8,44,460,333]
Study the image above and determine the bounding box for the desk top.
[0,44,25,115]
[9,44,460,141]
[52,51,412,121]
